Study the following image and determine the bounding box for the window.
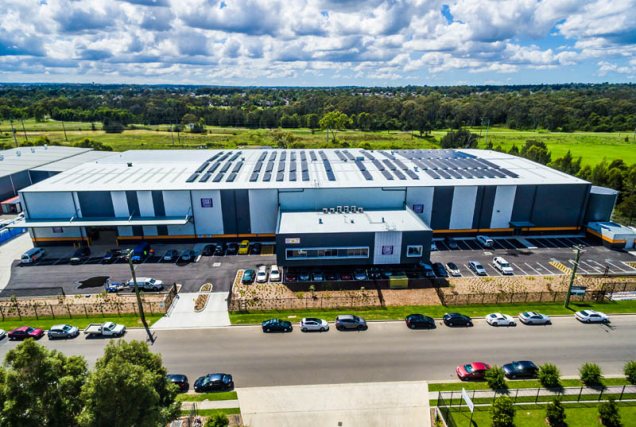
[286,246,369,260]
[52,227,64,233]
[406,245,423,257]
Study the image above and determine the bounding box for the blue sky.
[0,0,634,86]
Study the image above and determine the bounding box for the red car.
[456,362,491,381]
[8,326,45,341]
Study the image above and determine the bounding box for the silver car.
[300,318,329,332]
[519,311,551,325]
[48,324,80,339]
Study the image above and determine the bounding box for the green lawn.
[181,408,241,417]
[229,300,636,325]
[176,391,238,402]
[0,313,163,331]
[448,403,636,427]
[429,377,630,392]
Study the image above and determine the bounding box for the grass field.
[0,313,163,331]
[1,119,634,167]
[176,391,238,402]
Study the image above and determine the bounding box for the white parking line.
[568,259,592,274]
[465,264,478,276]
[587,259,610,271]
[523,262,541,275]
[533,262,553,275]
[580,260,603,273]
[511,262,529,275]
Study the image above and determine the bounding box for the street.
[1,315,634,388]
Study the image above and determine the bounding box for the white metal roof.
[20,148,588,193]
[30,150,114,172]
[278,209,431,234]
[0,146,94,178]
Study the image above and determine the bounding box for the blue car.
[105,280,126,293]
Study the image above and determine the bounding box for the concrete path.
[152,292,231,329]
[238,381,430,427]
[181,399,239,410]
[0,233,31,291]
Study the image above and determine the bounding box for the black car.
[443,312,473,327]
[261,318,293,333]
[70,246,91,264]
[368,268,382,280]
[432,263,449,278]
[226,243,239,255]
[201,244,216,256]
[179,249,195,263]
[503,361,539,379]
[326,271,339,281]
[167,374,190,392]
[405,314,436,329]
[250,243,262,255]
[193,373,233,392]
[102,249,124,264]
[214,243,226,256]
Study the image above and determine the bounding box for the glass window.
[286,246,369,260]
[406,245,423,257]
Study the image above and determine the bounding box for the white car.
[300,318,329,332]
[486,313,516,327]
[493,257,514,275]
[575,310,609,324]
[256,266,268,283]
[269,265,281,282]
[446,262,461,277]
[127,277,164,291]
[0,329,6,340]
[519,311,551,325]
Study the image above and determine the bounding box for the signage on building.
[412,204,424,214]
[285,237,301,244]
[200,198,213,208]
[382,245,394,255]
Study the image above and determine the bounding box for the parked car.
[326,271,339,281]
[446,237,459,250]
[476,235,494,248]
[131,241,151,263]
[503,361,539,379]
[340,272,353,281]
[261,318,292,333]
[312,272,324,282]
[84,322,126,338]
[486,313,516,327]
[269,265,281,282]
[242,269,255,284]
[226,242,239,255]
[575,310,609,323]
[300,318,329,332]
[430,241,438,251]
[446,262,461,277]
[285,272,297,283]
[201,244,216,256]
[419,262,436,279]
[354,270,368,281]
[256,266,268,283]
[456,362,491,381]
[194,373,234,392]
[104,280,126,293]
[335,314,367,331]
[519,311,551,325]
[468,260,487,276]
[127,277,164,291]
[8,326,44,340]
[167,374,189,392]
[298,272,311,282]
[70,246,91,264]
[48,324,80,339]
[250,242,262,255]
[405,314,436,329]
[102,248,125,264]
[21,247,45,264]
[432,262,449,278]
[238,240,250,255]
[368,268,382,280]
[179,249,195,263]
[163,249,179,262]
[493,257,514,275]
[214,243,226,256]
[0,329,6,340]
[443,313,473,327]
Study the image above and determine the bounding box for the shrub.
[539,363,561,388]
[491,395,515,427]
[546,398,566,427]
[485,365,507,391]
[598,399,622,427]
[624,361,636,385]
[580,362,604,387]
[206,413,229,427]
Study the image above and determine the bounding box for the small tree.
[624,361,636,385]
[539,363,561,388]
[598,398,622,427]
[485,365,507,391]
[491,395,515,427]
[580,362,604,387]
[206,413,230,427]
[546,398,566,427]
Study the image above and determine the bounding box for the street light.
[126,249,155,344]
[564,245,584,308]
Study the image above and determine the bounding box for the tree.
[491,395,515,427]
[78,340,179,427]
[439,128,478,149]
[270,128,297,148]
[624,361,636,385]
[546,398,566,427]
[550,150,582,175]
[598,399,622,427]
[1,339,88,427]
[538,363,561,389]
[319,110,351,142]
[304,113,319,131]
[508,144,520,155]
[103,118,125,133]
[617,194,636,225]
[520,140,551,164]
[356,112,372,131]
[485,365,507,391]
[580,362,604,387]
[181,113,198,125]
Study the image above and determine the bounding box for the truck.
[84,321,126,338]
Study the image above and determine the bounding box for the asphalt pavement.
[0,315,634,388]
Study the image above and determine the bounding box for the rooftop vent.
[343,206,350,213]
[44,144,48,149]
[329,208,335,214]
[30,148,35,153]
[336,206,342,213]
[16,150,21,157]
[127,162,133,167]
[350,205,356,213]
[319,218,323,224]
[358,207,364,213]
[0,155,4,161]
[322,208,328,214]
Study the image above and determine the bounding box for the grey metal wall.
[221,189,251,234]
[29,170,57,184]
[430,186,454,229]
[509,184,590,228]
[399,230,433,264]
[584,189,617,223]
[77,191,115,217]
[0,176,14,201]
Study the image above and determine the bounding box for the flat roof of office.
[278,209,431,234]
[0,146,95,178]
[21,148,588,192]
[30,150,114,172]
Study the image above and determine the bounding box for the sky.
[0,0,635,86]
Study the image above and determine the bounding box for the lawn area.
[429,377,630,392]
[181,408,241,417]
[447,403,636,427]
[0,313,163,331]
[229,300,636,325]
[176,391,238,402]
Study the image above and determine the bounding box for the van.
[476,235,494,248]
[130,241,151,263]
[21,247,45,264]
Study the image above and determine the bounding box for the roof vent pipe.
[127,162,133,167]
[319,218,323,224]
[382,217,385,223]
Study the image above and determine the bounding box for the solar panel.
[229,152,242,161]
[258,152,267,161]
[354,159,373,181]
[322,159,336,181]
[278,160,285,173]
[393,169,406,180]
[423,169,441,179]
[343,150,355,160]
[265,161,274,172]
[276,171,284,181]
[253,161,263,172]
[280,152,287,161]
[196,162,210,173]
[199,172,212,182]
[405,170,419,180]
[499,169,519,178]
[213,173,224,182]
[445,169,463,179]
[263,171,272,181]
[249,172,259,182]
[186,173,199,183]
[380,169,394,180]
[289,170,297,181]
[270,151,277,160]
[300,151,307,160]
[302,170,310,181]
[335,150,347,161]
[232,162,243,174]
[310,151,317,161]
[291,152,296,161]
[220,161,232,173]
[393,159,408,170]
[436,169,452,179]
[226,172,237,182]
[289,161,297,172]
[208,162,221,174]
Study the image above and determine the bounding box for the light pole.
[126,249,155,343]
[564,245,584,308]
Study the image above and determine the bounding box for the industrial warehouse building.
[10,148,624,266]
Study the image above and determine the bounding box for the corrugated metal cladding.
[77,192,114,218]
[221,189,251,234]
[585,190,617,223]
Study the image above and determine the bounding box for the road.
[1,316,635,388]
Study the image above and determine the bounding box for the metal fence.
[229,294,382,312]
[436,290,608,305]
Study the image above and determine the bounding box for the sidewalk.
[181,400,239,410]
[152,292,231,329]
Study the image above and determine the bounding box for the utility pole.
[127,250,155,344]
[10,120,18,147]
[564,245,583,308]
[61,121,68,142]
[20,119,28,143]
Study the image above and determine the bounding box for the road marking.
[524,262,541,275]
[511,263,528,275]
[568,259,591,274]
[580,260,603,273]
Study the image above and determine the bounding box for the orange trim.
[32,237,85,242]
[433,226,582,234]
[587,228,627,245]
[530,226,581,232]
[211,233,273,238]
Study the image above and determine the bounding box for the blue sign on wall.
[382,245,394,255]
[412,204,424,214]
[200,198,213,208]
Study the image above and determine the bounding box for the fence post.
[578,386,583,402]
[0,306,3,321]
[620,385,625,401]
[34,305,38,320]
[84,305,88,318]
[17,305,21,320]
[50,305,54,318]
[514,388,519,403]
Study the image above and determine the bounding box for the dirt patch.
[381,289,441,306]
